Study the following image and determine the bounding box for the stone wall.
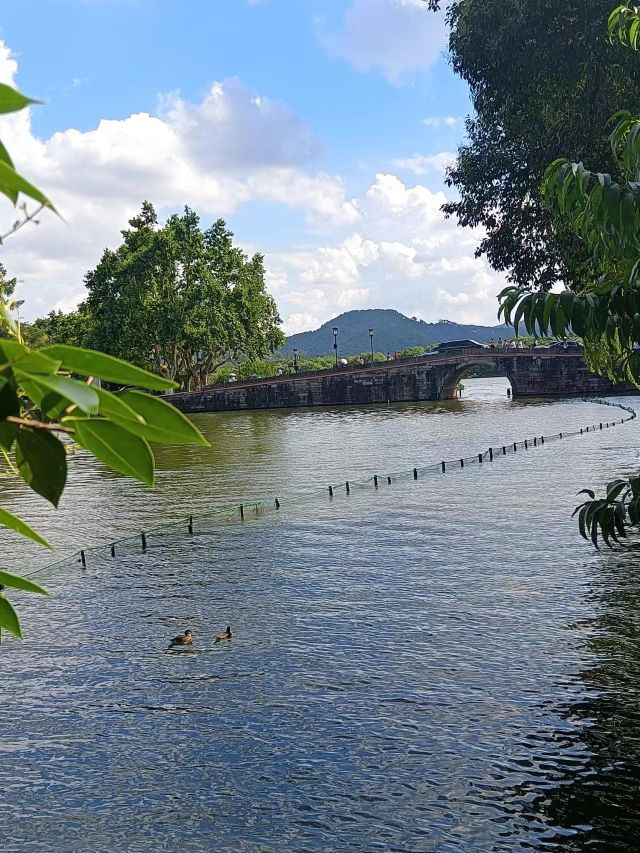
[168,354,636,415]
[505,354,635,398]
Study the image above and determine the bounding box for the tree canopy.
[427,0,640,291]
[81,204,284,391]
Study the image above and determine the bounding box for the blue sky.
[0,0,504,331]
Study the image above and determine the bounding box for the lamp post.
[369,328,374,364]
[293,347,299,373]
[333,327,339,367]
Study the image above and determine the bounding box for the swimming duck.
[168,629,192,648]
[214,626,232,642]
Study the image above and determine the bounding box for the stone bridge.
[169,349,636,415]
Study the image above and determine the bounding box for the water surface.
[1,379,639,851]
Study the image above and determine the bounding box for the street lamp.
[369,328,374,364]
[293,347,299,373]
[332,327,339,367]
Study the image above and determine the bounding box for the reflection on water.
[1,379,640,851]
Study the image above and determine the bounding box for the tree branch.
[4,416,73,434]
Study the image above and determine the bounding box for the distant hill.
[281,309,510,357]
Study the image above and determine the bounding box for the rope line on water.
[27,397,637,577]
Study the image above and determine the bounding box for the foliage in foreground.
[499,4,640,548]
[0,84,207,642]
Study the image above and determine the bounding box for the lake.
[1,378,639,851]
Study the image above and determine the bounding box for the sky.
[0,0,508,333]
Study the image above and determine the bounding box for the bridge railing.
[170,346,583,398]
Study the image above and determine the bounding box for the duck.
[214,626,232,642]
[168,629,193,648]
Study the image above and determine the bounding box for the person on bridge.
[386,352,391,361]
[393,351,399,360]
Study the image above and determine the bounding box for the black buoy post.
[441,461,446,473]
[346,481,351,495]
[80,550,86,568]
[141,532,147,550]
[374,475,379,489]
[110,544,116,558]
[489,448,494,461]
[275,498,281,509]
[413,468,418,480]
[188,515,193,534]
[239,504,244,521]
[478,453,483,464]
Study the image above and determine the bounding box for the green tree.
[0,83,207,642]
[499,5,640,546]
[426,0,640,291]
[84,205,285,391]
[22,309,93,349]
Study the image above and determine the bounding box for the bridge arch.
[438,358,511,400]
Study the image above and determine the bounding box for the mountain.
[281,309,510,357]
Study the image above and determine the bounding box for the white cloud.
[270,173,508,333]
[393,151,456,176]
[0,40,506,335]
[422,115,464,129]
[0,41,358,317]
[318,0,447,83]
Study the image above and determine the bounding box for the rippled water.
[1,379,640,851]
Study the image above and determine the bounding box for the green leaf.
[0,421,18,451]
[0,140,18,203]
[14,371,99,415]
[64,417,155,486]
[542,294,557,334]
[0,595,22,638]
[0,83,39,115]
[115,390,210,446]
[559,290,575,321]
[13,350,62,374]
[0,160,54,210]
[94,386,145,424]
[0,507,52,548]
[0,339,28,362]
[0,380,20,418]
[40,345,178,391]
[40,392,70,421]
[0,569,47,595]
[15,429,67,507]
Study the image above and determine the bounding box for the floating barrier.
[27,398,636,578]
